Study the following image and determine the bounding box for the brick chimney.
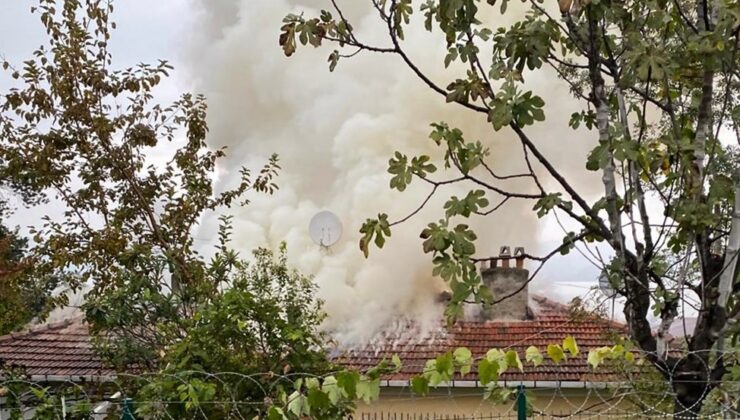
[480,246,530,321]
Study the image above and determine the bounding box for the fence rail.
[1,367,738,419]
[357,412,664,419]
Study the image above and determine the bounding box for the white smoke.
[187,0,600,344]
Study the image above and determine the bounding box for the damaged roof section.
[333,295,625,386]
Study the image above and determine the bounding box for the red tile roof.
[333,296,625,385]
[0,317,113,378]
[0,296,625,386]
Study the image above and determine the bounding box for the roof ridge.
[0,316,85,344]
[530,294,568,310]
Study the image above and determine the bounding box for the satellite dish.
[598,270,616,297]
[309,211,343,247]
[598,270,622,322]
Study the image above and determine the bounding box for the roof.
[333,296,625,386]
[0,296,625,386]
[0,317,113,379]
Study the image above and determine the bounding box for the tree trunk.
[673,388,705,419]
[672,355,711,419]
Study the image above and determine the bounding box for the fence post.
[516,385,526,420]
[121,398,136,420]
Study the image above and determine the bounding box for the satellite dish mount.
[598,270,621,322]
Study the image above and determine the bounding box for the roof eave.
[381,379,626,389]
[0,374,115,383]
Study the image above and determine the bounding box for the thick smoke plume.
[188,0,599,344]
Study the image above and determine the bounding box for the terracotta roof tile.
[0,317,114,378]
[1,296,626,385]
[333,296,626,385]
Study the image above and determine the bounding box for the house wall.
[355,387,636,418]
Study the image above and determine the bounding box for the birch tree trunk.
[718,171,740,309]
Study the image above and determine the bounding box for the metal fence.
[1,368,739,419]
[357,412,658,419]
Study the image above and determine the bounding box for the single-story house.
[0,248,633,418]
[335,249,630,418]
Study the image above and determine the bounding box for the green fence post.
[516,385,526,420]
[121,398,136,420]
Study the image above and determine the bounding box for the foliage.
[280,0,740,415]
[0,380,94,420]
[0,0,279,369]
[133,245,353,419]
[1,337,600,419]
[0,205,59,335]
[409,337,585,409]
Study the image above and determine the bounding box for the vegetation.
[0,206,59,335]
[2,0,739,417]
[280,0,740,416]
[0,2,374,418]
[0,0,282,367]
[131,244,356,419]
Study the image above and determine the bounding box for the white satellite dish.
[309,211,343,248]
[598,270,616,298]
[598,269,621,322]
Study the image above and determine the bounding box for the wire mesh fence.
[356,412,664,419]
[0,347,738,419]
[0,375,738,419]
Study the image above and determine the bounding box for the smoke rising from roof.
[188,0,598,344]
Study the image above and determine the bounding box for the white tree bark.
[596,86,623,249]
[693,71,713,185]
[657,248,691,358]
[693,1,714,191]
[656,312,676,359]
[718,172,740,308]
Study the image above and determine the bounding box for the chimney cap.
[499,246,511,257]
[514,247,525,257]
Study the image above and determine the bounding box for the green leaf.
[388,152,412,191]
[488,101,513,130]
[392,354,402,370]
[525,346,543,367]
[307,388,330,412]
[478,358,499,385]
[287,391,308,417]
[453,347,472,363]
[411,376,430,395]
[563,336,579,357]
[336,370,360,399]
[321,376,345,405]
[359,214,391,257]
[356,378,381,404]
[454,347,473,376]
[267,407,288,420]
[547,344,565,364]
[505,350,523,372]
[588,348,605,369]
[304,377,320,390]
[586,143,609,171]
[445,190,489,218]
[435,352,455,378]
[533,193,570,218]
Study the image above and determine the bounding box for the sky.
[0,1,626,337]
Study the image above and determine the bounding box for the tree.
[133,245,354,419]
[0,5,382,419]
[0,205,59,335]
[279,0,740,416]
[0,0,280,367]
